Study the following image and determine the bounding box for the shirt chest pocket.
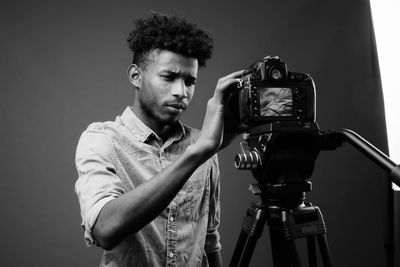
[175,167,210,222]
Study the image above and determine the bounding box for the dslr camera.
[228,56,316,126]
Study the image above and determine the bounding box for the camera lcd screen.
[259,87,293,117]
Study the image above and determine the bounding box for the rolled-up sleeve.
[74,124,125,246]
[205,154,221,254]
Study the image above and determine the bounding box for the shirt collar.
[119,106,186,143]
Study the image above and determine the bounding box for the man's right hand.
[195,70,248,156]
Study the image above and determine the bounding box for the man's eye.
[162,75,174,81]
[186,80,196,86]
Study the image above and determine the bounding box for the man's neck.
[130,106,179,143]
[153,123,179,143]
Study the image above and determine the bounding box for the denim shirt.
[75,107,221,267]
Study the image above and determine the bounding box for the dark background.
[0,0,391,266]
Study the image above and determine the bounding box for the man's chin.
[159,114,181,125]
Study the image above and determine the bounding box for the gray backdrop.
[0,0,391,266]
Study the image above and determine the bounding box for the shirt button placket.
[166,204,177,267]
[160,149,168,169]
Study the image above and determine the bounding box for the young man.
[75,13,244,266]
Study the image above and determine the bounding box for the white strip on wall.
[370,0,400,190]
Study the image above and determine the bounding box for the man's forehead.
[149,50,198,74]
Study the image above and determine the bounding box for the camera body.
[228,56,316,126]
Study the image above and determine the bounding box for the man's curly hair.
[127,13,213,68]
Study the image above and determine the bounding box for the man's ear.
[127,64,141,88]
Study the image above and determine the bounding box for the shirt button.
[170,216,174,222]
[169,252,174,258]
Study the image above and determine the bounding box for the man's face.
[133,50,198,130]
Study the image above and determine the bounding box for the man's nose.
[171,80,188,98]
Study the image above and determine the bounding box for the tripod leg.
[317,234,333,267]
[230,203,266,267]
[230,229,260,267]
[307,236,317,267]
[269,228,302,267]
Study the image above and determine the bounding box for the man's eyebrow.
[160,70,197,80]
[159,70,178,75]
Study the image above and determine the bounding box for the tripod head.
[235,121,341,206]
[235,119,400,205]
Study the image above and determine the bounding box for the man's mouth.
[167,103,187,110]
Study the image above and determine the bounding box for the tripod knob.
[234,150,262,169]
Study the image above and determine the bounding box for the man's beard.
[140,101,180,126]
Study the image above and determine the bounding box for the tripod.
[229,119,400,266]
[229,182,333,267]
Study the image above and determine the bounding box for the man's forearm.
[93,143,213,250]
